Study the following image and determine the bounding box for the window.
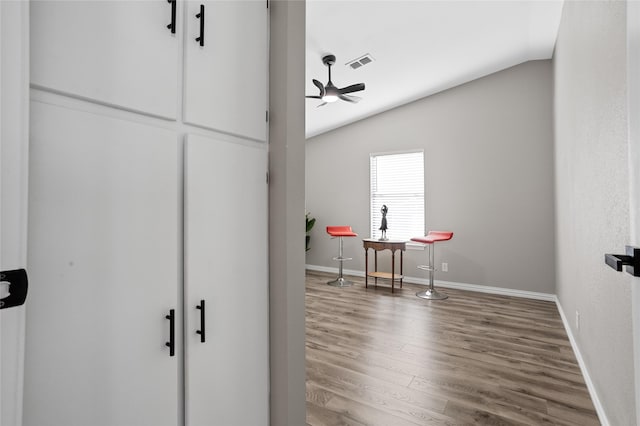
[370,151,425,241]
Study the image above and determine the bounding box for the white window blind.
[370,151,425,241]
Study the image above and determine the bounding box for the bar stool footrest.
[333,256,353,261]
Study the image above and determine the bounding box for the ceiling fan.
[306,54,365,107]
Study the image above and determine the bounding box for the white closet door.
[30,0,180,119]
[25,101,181,426]
[184,135,268,426]
[183,1,267,141]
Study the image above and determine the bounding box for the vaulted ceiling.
[305,0,564,138]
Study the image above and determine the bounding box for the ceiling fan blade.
[306,95,322,99]
[316,102,327,108]
[339,94,361,103]
[338,83,365,94]
[312,79,325,97]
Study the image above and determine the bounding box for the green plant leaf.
[306,217,316,233]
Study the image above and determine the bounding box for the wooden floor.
[305,271,600,426]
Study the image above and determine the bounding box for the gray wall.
[553,1,635,424]
[306,60,555,294]
[269,1,306,425]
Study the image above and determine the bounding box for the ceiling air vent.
[346,54,374,70]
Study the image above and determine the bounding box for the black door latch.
[0,269,28,309]
[605,246,640,277]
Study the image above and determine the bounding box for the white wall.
[306,60,555,294]
[553,1,635,424]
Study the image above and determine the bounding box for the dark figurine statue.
[379,205,388,241]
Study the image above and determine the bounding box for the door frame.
[0,1,30,425]
[627,2,640,424]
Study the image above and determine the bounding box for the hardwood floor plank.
[307,381,336,408]
[401,343,589,391]
[307,380,455,426]
[306,346,415,387]
[442,400,536,426]
[306,357,449,415]
[321,389,428,426]
[305,271,599,425]
[307,401,369,426]
[546,400,601,426]
[407,374,552,423]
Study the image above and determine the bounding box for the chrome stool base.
[325,227,358,288]
[416,288,448,300]
[411,231,454,302]
[327,277,353,287]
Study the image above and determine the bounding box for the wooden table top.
[362,239,406,251]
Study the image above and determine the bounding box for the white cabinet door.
[25,101,181,426]
[183,1,267,141]
[184,135,268,426]
[30,0,180,119]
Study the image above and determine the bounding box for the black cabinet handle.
[167,0,176,34]
[605,246,640,277]
[195,4,205,46]
[196,300,206,342]
[165,309,175,356]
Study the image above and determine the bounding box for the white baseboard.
[306,264,365,278]
[305,264,555,301]
[409,276,556,301]
[305,263,609,425]
[555,299,609,426]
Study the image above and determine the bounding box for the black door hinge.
[0,269,28,309]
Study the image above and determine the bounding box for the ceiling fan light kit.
[306,54,366,107]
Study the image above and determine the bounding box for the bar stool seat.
[411,231,453,300]
[326,226,358,287]
[327,226,358,238]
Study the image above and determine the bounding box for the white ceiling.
[305,0,564,138]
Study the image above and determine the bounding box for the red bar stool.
[411,231,453,300]
[326,226,358,287]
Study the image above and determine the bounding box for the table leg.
[365,248,368,289]
[400,250,404,289]
[391,250,395,293]
[374,251,378,288]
